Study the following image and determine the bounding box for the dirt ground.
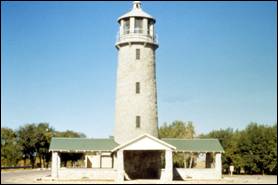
[1,169,277,184]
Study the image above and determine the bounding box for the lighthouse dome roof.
[117,1,155,23]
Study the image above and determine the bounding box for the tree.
[267,124,277,174]
[17,124,37,167]
[237,123,277,174]
[17,123,55,168]
[159,120,195,139]
[35,123,54,168]
[1,128,22,167]
[2,124,88,168]
[54,130,86,138]
[201,123,277,175]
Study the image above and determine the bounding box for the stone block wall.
[114,43,158,144]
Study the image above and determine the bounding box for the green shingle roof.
[162,138,224,153]
[49,138,119,152]
[49,137,224,153]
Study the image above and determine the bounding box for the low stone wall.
[174,168,220,180]
[56,168,221,181]
[58,168,116,180]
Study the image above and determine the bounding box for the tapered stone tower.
[114,1,159,144]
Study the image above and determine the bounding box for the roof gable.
[112,134,176,152]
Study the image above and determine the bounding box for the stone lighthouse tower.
[114,1,159,144]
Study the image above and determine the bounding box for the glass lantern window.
[135,18,143,33]
[123,19,130,34]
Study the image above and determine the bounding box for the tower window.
[136,49,140,60]
[136,82,140,94]
[136,116,141,128]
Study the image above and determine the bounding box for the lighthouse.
[49,2,224,182]
[114,1,159,144]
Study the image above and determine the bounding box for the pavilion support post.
[215,153,222,179]
[163,150,173,183]
[189,152,193,168]
[116,150,124,183]
[113,153,117,170]
[183,152,186,168]
[51,151,60,179]
[112,153,114,169]
[85,155,88,168]
[100,152,102,169]
[58,152,60,169]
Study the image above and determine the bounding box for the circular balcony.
[115,28,158,48]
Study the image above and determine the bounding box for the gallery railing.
[116,29,158,45]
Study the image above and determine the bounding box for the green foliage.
[54,130,86,138]
[1,123,86,168]
[201,122,277,175]
[1,128,22,166]
[236,123,277,174]
[17,124,38,167]
[35,123,55,168]
[159,120,195,139]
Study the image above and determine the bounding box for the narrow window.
[136,116,141,128]
[136,82,140,94]
[136,49,140,60]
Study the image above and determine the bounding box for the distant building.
[49,1,224,183]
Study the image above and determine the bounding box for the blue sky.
[1,1,277,138]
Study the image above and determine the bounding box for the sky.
[1,1,277,138]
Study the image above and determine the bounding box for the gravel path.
[1,169,277,184]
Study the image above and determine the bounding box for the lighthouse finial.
[133,1,141,9]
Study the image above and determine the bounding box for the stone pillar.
[57,153,60,169]
[143,18,148,35]
[113,153,117,170]
[100,152,102,168]
[130,17,135,34]
[215,153,222,179]
[164,150,173,182]
[51,152,60,179]
[85,155,88,168]
[116,150,124,183]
